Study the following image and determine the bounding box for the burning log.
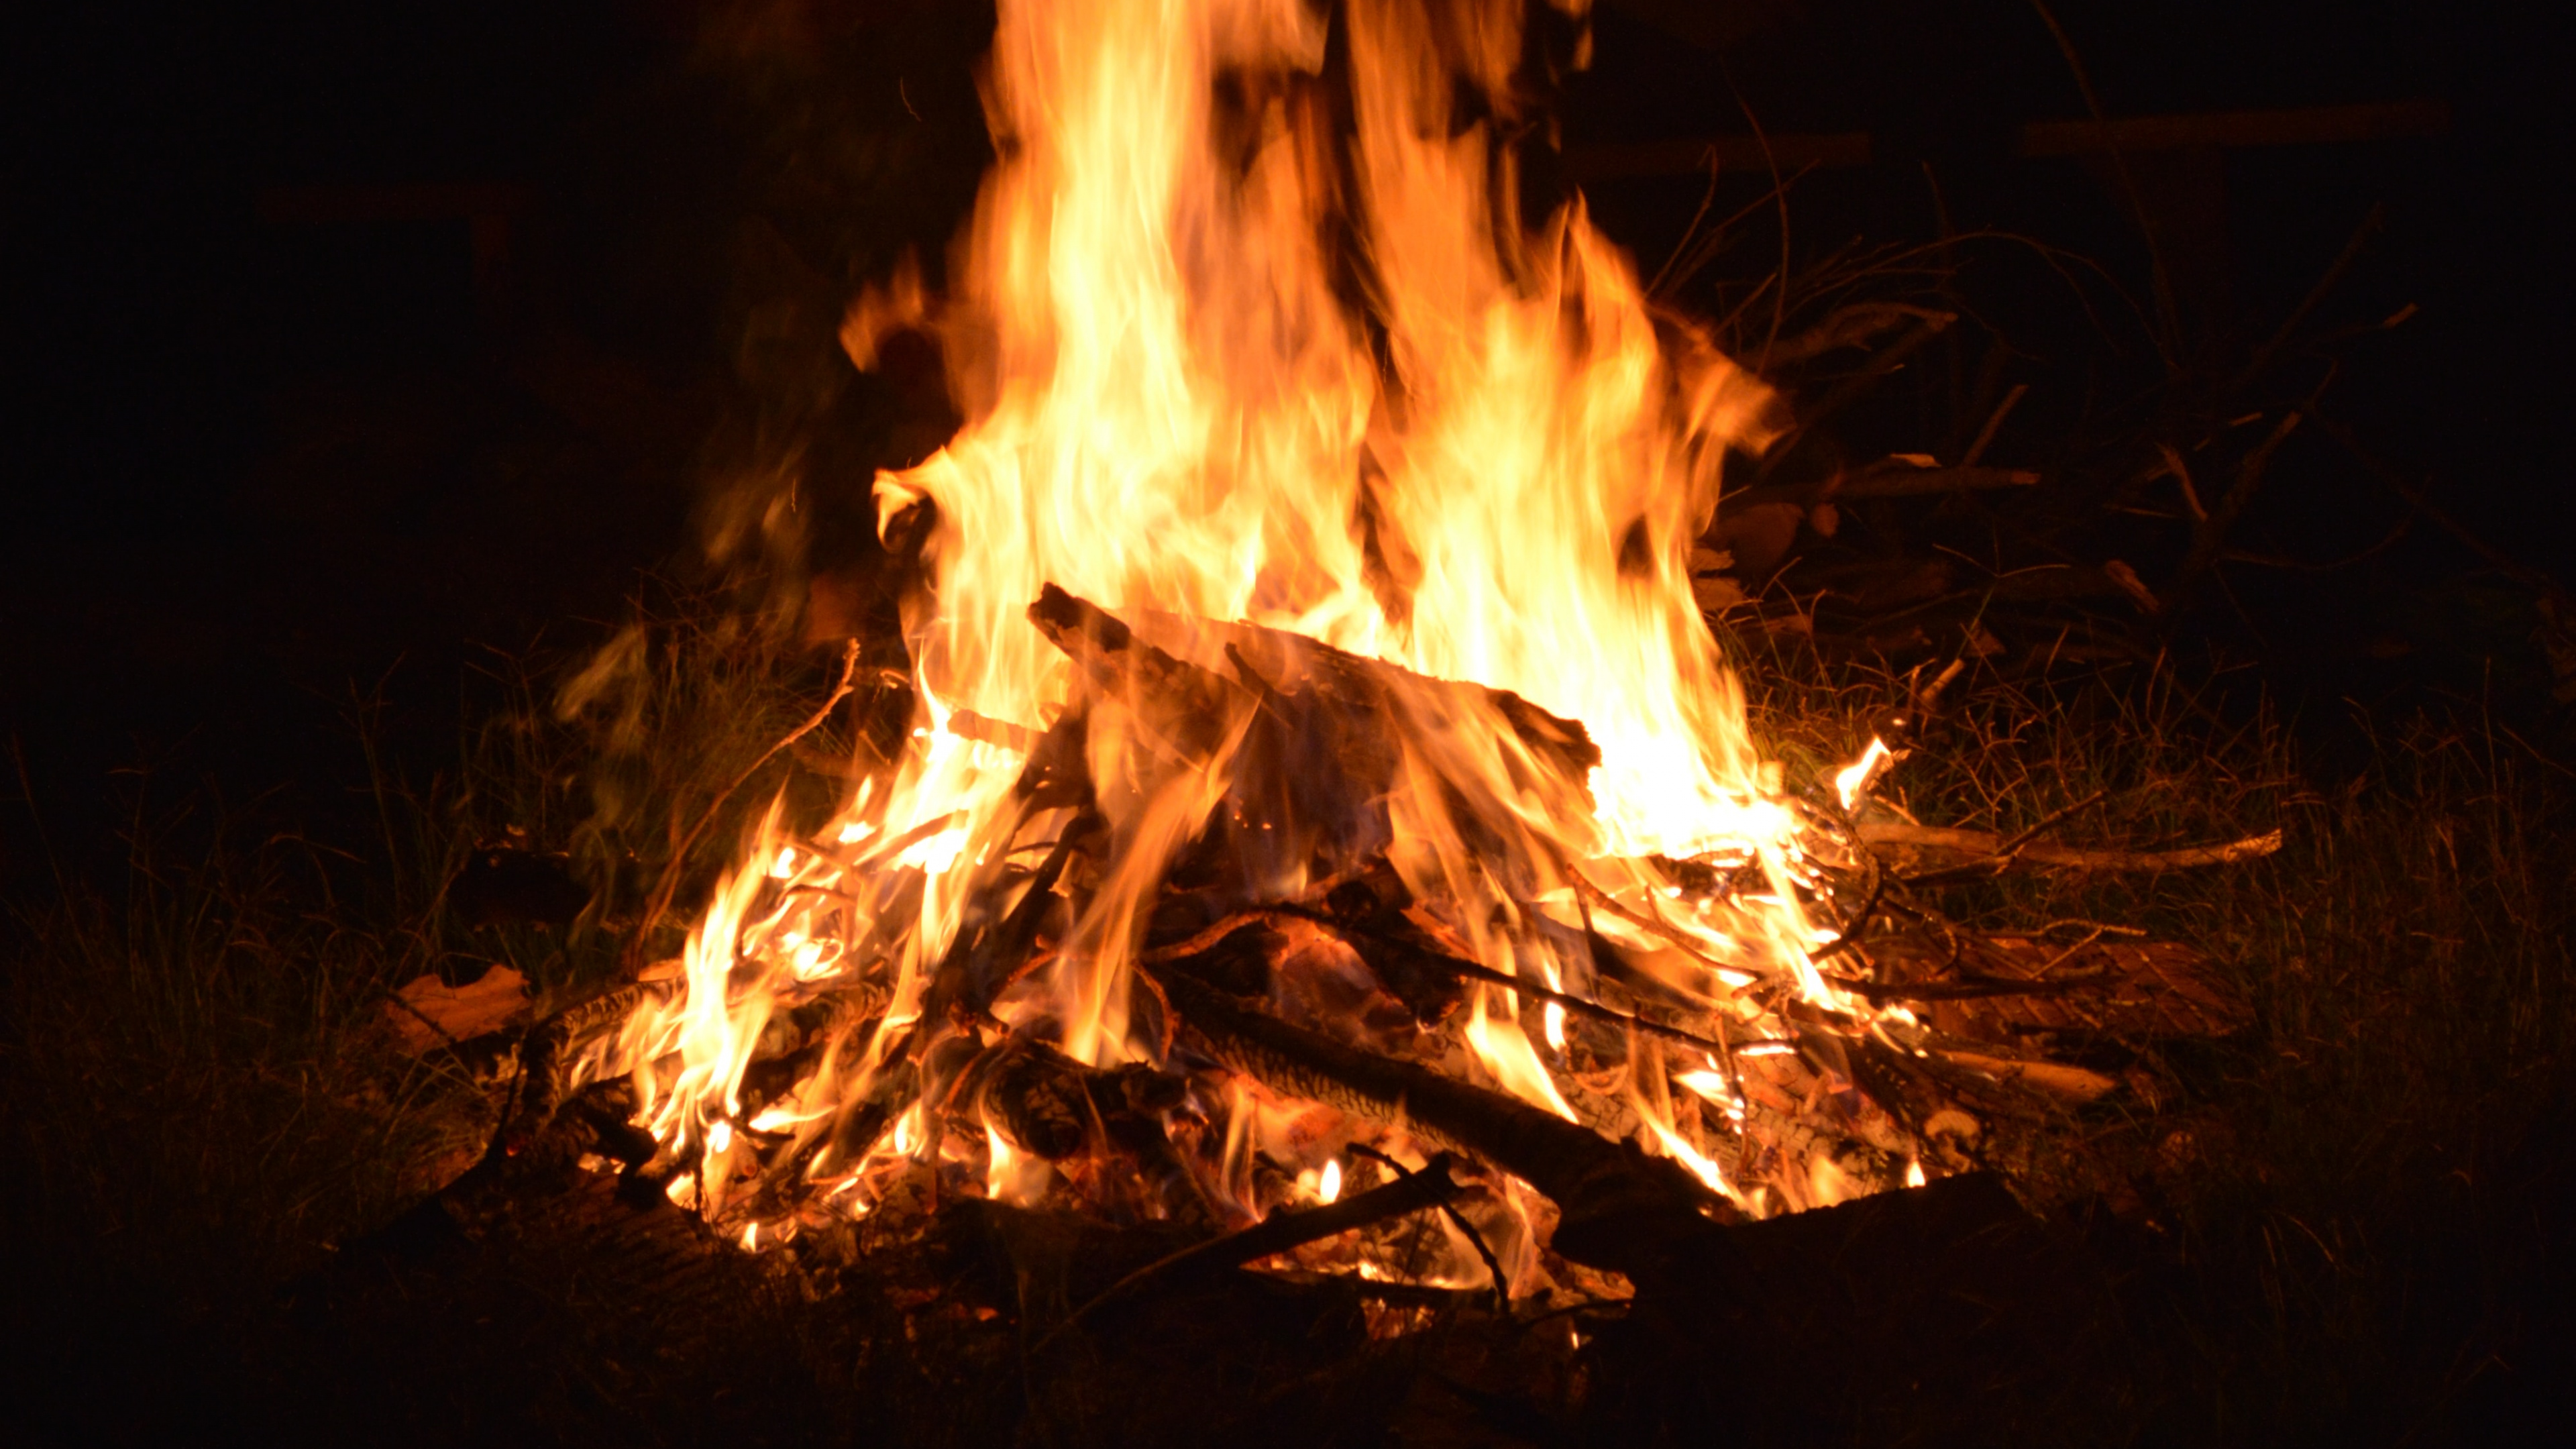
[1144,946,1746,1280]
[1040,1152,1471,1343]
[509,0,2290,1353]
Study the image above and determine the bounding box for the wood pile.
[380,582,2273,1408]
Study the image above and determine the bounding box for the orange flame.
[621,0,1900,1240]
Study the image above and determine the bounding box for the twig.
[1807,868,1886,965]
[2233,203,2383,393]
[2311,415,2576,617]
[2220,509,2416,573]
[2025,0,2182,366]
[1960,382,2030,467]
[1173,905,1742,1058]
[1994,788,2113,859]
[1711,50,1792,368]
[628,639,863,968]
[2156,443,2208,522]
[2166,403,2310,619]
[1564,875,1748,983]
[1348,1144,1510,1317]
[1754,311,1957,482]
[1833,465,2039,499]
[836,811,968,871]
[1828,973,2086,1004]
[1139,910,1277,964]
[1645,148,1725,298]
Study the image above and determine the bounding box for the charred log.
[1142,946,1749,1283]
[1040,1152,1470,1344]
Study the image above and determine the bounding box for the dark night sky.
[2,0,2567,869]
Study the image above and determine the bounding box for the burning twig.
[1260,902,1742,1057]
[1564,874,1752,983]
[1829,974,2085,1004]
[1346,1142,1511,1317]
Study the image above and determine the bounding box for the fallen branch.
[1931,1047,2118,1103]
[1860,821,2282,871]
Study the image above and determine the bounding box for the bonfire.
[476,0,2273,1311]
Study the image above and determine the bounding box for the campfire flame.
[591,0,1919,1275]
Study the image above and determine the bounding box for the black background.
[4,0,2567,871]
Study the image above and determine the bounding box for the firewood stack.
[406,583,2267,1322]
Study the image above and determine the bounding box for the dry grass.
[4,599,2571,1443]
[1751,638,2576,1442]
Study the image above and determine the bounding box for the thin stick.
[1830,974,2086,1004]
[1959,382,2029,467]
[1807,869,1885,964]
[1994,788,2113,859]
[1753,311,1957,482]
[1034,1155,1465,1351]
[1861,821,2282,871]
[2234,203,2383,393]
[629,639,863,967]
[839,811,968,871]
[1564,875,1747,983]
[2025,0,2182,366]
[1261,904,1741,1057]
[1645,148,1723,297]
[2312,414,2576,617]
